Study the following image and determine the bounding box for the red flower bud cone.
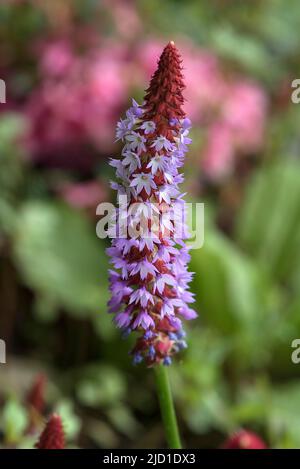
[36,414,65,449]
[27,373,47,414]
[143,41,185,131]
[222,429,267,449]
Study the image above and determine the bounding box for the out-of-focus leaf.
[190,227,279,368]
[257,0,300,58]
[92,310,116,341]
[86,418,119,448]
[235,161,300,285]
[172,329,233,433]
[268,297,300,378]
[0,113,27,234]
[76,365,126,407]
[106,406,140,437]
[184,390,230,434]
[55,400,81,441]
[231,378,270,424]
[211,26,278,82]
[191,229,275,330]
[268,382,300,449]
[13,201,108,319]
[16,436,36,449]
[2,398,28,444]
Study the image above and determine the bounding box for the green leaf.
[191,230,274,331]
[106,406,139,437]
[268,382,300,448]
[190,228,279,368]
[2,398,28,444]
[171,330,233,433]
[235,161,300,284]
[211,26,278,82]
[76,365,126,407]
[55,400,81,441]
[13,201,108,319]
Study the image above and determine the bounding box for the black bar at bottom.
[0,448,294,466]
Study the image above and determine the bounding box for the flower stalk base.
[154,364,181,449]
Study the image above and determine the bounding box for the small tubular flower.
[107,42,197,366]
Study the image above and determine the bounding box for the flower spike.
[107,42,197,366]
[27,373,47,414]
[36,414,65,449]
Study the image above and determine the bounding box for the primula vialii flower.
[36,414,65,449]
[27,373,47,414]
[107,42,197,366]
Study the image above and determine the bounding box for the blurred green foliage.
[13,201,108,319]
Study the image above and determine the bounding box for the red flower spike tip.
[143,41,185,129]
[27,373,47,414]
[36,414,65,449]
[222,429,267,449]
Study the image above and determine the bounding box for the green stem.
[154,364,182,449]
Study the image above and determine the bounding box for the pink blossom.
[25,39,129,170]
[59,180,107,210]
[222,82,267,151]
[202,123,234,179]
[39,40,74,77]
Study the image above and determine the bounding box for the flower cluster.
[107,42,197,366]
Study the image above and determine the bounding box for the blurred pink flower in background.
[25,39,130,171]
[202,123,234,179]
[181,44,227,120]
[39,40,74,77]
[23,31,267,180]
[59,180,107,211]
[103,0,141,39]
[135,39,267,180]
[203,82,267,179]
[222,82,267,151]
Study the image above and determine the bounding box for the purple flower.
[125,131,147,153]
[122,151,141,172]
[133,311,155,330]
[169,118,178,126]
[147,153,168,174]
[129,286,155,308]
[106,42,197,366]
[151,135,174,152]
[111,257,130,279]
[130,99,144,118]
[116,119,130,141]
[130,173,157,195]
[140,120,156,134]
[153,274,176,294]
[115,310,132,328]
[178,307,198,320]
[182,118,192,130]
[129,259,158,280]
[157,185,173,204]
